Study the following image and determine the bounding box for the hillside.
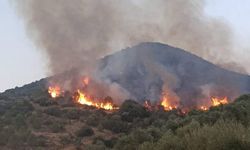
[98,42,250,106]
[1,85,250,149]
[1,42,250,149]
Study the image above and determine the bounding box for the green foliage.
[114,128,155,150]
[139,120,250,150]
[34,97,58,107]
[28,112,43,130]
[92,136,117,148]
[27,134,47,147]
[86,114,101,127]
[63,108,81,120]
[44,107,62,117]
[76,126,94,137]
[2,90,250,149]
[119,100,150,122]
[5,100,33,117]
[48,122,65,133]
[60,134,75,146]
[101,115,129,133]
[84,144,108,150]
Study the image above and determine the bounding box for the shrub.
[63,109,81,120]
[34,97,58,107]
[101,116,129,133]
[76,126,94,137]
[48,122,65,133]
[44,107,62,117]
[139,120,250,150]
[86,114,100,127]
[27,134,47,147]
[29,112,43,130]
[114,129,154,150]
[60,134,74,145]
[119,100,149,122]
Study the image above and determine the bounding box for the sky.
[0,0,250,92]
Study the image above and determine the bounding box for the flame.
[199,97,229,111]
[199,106,208,111]
[161,96,178,111]
[83,77,89,86]
[48,86,61,98]
[211,97,228,106]
[76,90,117,110]
[144,100,152,111]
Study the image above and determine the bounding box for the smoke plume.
[14,0,235,74]
[13,0,248,104]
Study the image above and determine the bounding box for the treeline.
[1,91,250,150]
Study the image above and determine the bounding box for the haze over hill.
[97,42,250,108]
[3,42,250,110]
[2,42,250,149]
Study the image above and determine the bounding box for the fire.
[48,86,61,98]
[83,77,89,85]
[198,97,229,111]
[211,97,228,106]
[76,90,117,110]
[161,96,178,111]
[199,106,208,111]
[144,100,152,111]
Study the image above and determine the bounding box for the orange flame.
[211,97,228,106]
[144,100,152,111]
[76,90,117,110]
[83,77,89,86]
[48,86,61,98]
[199,97,229,111]
[199,106,208,111]
[161,96,178,111]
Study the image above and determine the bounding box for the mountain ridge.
[2,42,250,108]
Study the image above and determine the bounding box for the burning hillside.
[13,0,250,115]
[48,77,119,111]
[47,77,230,113]
[44,43,250,113]
[75,90,118,110]
[97,43,250,107]
[48,86,61,98]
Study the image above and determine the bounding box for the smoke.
[13,0,246,104]
[14,0,237,74]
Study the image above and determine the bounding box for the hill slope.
[1,42,250,149]
[98,42,250,106]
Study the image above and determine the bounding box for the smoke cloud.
[13,0,248,105]
[14,0,236,74]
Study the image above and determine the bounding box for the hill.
[1,84,250,149]
[1,42,250,149]
[98,42,250,106]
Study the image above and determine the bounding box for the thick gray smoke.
[13,0,246,104]
[14,0,235,74]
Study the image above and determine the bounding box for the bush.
[29,112,43,130]
[76,126,94,137]
[60,135,74,145]
[119,100,149,122]
[44,107,62,117]
[101,115,129,133]
[86,114,100,127]
[5,100,34,117]
[114,129,154,150]
[139,120,250,150]
[27,134,47,147]
[48,122,65,133]
[34,97,58,107]
[63,109,81,120]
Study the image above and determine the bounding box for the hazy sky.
[0,0,250,92]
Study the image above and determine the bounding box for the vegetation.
[1,84,250,149]
[76,126,94,137]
